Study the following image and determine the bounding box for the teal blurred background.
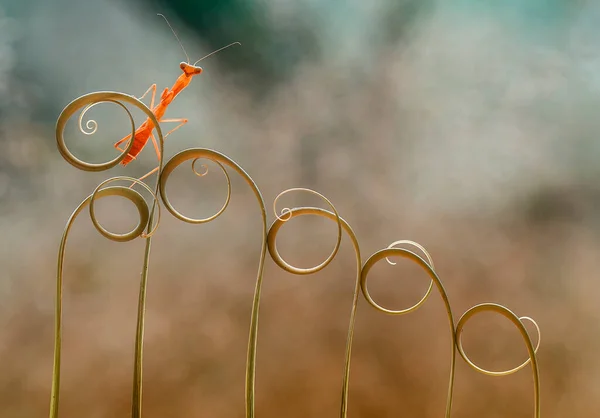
[0,0,599,416]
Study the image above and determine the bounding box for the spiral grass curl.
[50,89,541,418]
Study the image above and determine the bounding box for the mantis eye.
[179,62,187,71]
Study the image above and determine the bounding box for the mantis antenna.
[193,42,242,65]
[157,13,191,64]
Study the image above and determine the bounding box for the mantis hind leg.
[149,132,161,163]
[139,84,157,110]
[114,133,132,150]
[134,166,160,185]
[114,84,158,153]
[141,117,189,171]
[143,116,187,170]
[129,118,189,187]
[160,118,188,139]
[127,164,160,189]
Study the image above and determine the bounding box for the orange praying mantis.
[112,14,240,181]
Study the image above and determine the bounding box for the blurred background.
[0,0,597,416]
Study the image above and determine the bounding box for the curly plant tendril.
[50,183,159,418]
[159,148,267,418]
[360,247,457,418]
[456,304,541,417]
[379,240,435,314]
[51,90,543,418]
[361,245,542,417]
[267,200,360,418]
[269,188,343,275]
[89,177,162,241]
[51,91,165,418]
[159,154,231,224]
[56,92,165,171]
[192,158,210,177]
[78,101,104,135]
